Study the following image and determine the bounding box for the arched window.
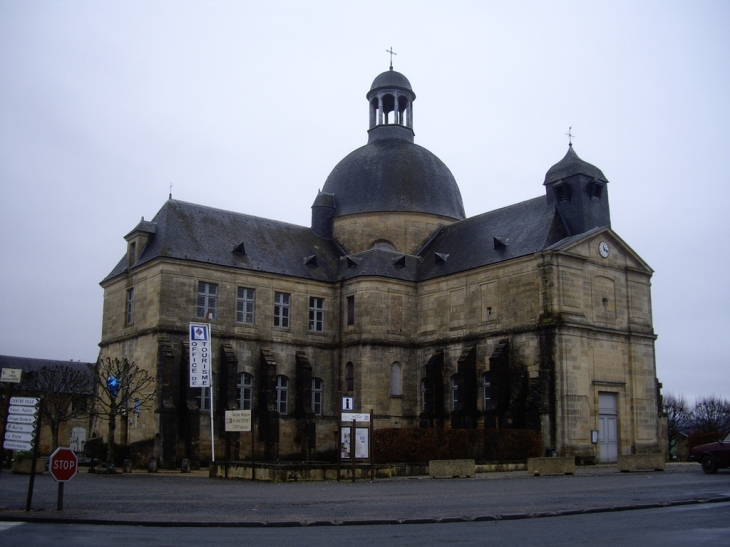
[237,372,253,410]
[390,363,402,396]
[450,374,459,411]
[276,375,289,415]
[311,377,323,415]
[372,240,396,251]
[345,362,354,392]
[482,372,491,410]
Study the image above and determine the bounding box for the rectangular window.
[236,287,255,324]
[197,387,211,411]
[237,373,253,410]
[346,295,355,325]
[276,376,289,415]
[197,282,218,320]
[311,378,323,415]
[309,297,324,332]
[125,288,135,325]
[482,372,491,410]
[451,375,459,411]
[274,292,290,328]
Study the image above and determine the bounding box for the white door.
[598,393,618,462]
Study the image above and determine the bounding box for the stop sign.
[49,447,78,482]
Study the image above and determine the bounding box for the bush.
[372,428,542,464]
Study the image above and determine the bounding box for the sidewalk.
[1,462,726,527]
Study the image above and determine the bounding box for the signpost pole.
[56,482,64,511]
[251,413,256,482]
[209,375,215,463]
[370,409,374,481]
[351,419,356,483]
[25,399,42,512]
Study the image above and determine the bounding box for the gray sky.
[1,0,728,402]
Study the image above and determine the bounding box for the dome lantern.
[366,69,416,142]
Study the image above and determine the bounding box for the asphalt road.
[0,503,728,547]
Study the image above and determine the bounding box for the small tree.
[690,395,730,436]
[89,357,156,467]
[663,393,690,456]
[21,364,92,451]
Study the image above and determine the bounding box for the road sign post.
[49,447,78,511]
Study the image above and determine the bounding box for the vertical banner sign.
[189,323,211,387]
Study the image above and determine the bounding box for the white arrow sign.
[9,397,39,407]
[6,423,35,434]
[3,440,33,451]
[7,415,36,424]
[5,431,35,443]
[8,406,38,416]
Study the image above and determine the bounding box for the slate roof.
[103,192,594,285]
[544,145,608,185]
[0,356,92,386]
[103,200,342,284]
[321,137,466,220]
[417,197,569,280]
[369,69,413,94]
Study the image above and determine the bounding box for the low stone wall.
[617,454,665,472]
[475,462,526,473]
[209,461,428,481]
[429,459,476,478]
[527,457,575,476]
[12,457,45,474]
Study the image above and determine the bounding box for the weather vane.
[565,126,575,146]
[169,182,173,200]
[386,47,397,70]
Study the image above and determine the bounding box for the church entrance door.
[598,392,618,462]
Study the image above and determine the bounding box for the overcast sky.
[0,0,728,402]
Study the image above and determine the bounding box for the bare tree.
[88,357,156,467]
[21,364,92,451]
[663,393,690,455]
[690,395,730,435]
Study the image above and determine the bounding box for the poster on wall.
[340,428,351,459]
[355,427,369,459]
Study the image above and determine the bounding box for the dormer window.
[127,241,137,268]
[590,179,606,199]
[553,181,570,203]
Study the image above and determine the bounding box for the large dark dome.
[322,137,465,220]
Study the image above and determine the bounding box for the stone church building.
[98,68,661,466]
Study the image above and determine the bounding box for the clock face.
[598,241,610,258]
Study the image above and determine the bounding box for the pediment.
[548,228,653,273]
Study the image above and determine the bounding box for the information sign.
[5,432,34,443]
[1,368,22,383]
[7,415,36,424]
[189,323,211,387]
[225,410,252,432]
[3,441,33,451]
[10,397,39,407]
[342,396,354,411]
[5,423,35,434]
[8,406,38,415]
[341,413,370,423]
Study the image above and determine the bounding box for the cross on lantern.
[386,47,397,70]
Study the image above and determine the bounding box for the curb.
[0,496,728,528]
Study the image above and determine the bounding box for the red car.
[689,433,730,473]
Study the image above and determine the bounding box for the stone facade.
[96,68,661,467]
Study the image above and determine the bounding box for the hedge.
[372,428,542,464]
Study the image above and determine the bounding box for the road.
[1,463,729,545]
[0,503,728,546]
